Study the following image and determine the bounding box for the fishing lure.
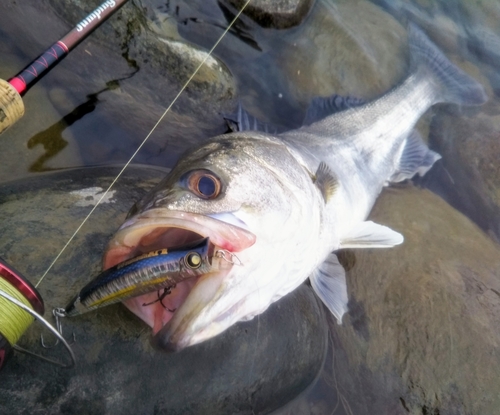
[65,238,215,316]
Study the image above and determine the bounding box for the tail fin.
[409,23,487,106]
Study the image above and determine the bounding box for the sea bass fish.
[103,25,487,351]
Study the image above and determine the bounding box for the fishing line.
[0,259,75,368]
[0,278,33,345]
[35,0,251,289]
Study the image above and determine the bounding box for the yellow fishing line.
[0,278,34,344]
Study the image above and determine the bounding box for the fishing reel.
[0,257,75,371]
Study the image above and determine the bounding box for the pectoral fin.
[340,221,404,248]
[314,162,339,203]
[310,253,348,324]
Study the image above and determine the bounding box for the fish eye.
[187,170,221,199]
[185,252,202,269]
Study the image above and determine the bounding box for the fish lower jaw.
[123,266,234,347]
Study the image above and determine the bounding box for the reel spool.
[0,257,75,370]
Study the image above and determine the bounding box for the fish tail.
[409,23,487,106]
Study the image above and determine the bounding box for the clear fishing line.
[35,0,252,289]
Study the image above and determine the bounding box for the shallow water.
[1,0,500,413]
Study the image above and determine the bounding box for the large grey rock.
[329,186,500,415]
[0,166,327,415]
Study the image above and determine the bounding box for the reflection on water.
[25,91,102,172]
[26,80,134,172]
[1,0,500,413]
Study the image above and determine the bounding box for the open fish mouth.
[102,209,256,337]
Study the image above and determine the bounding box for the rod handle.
[0,79,24,135]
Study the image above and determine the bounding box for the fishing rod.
[0,0,129,136]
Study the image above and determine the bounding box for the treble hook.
[142,286,176,312]
[40,308,75,348]
[215,250,243,266]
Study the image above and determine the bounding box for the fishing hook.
[40,307,75,348]
[215,250,243,266]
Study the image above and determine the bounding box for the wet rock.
[225,0,315,29]
[0,166,327,415]
[329,186,500,415]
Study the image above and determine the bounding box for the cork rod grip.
[0,79,25,135]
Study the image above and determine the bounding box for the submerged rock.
[420,99,500,242]
[46,0,236,109]
[225,0,315,29]
[0,166,327,415]
[275,0,409,107]
[329,186,500,415]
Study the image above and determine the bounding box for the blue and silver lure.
[65,238,215,316]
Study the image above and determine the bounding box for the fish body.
[103,25,487,350]
[66,238,217,316]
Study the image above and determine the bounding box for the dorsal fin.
[303,95,366,125]
[314,162,338,203]
[224,93,367,135]
[223,103,282,134]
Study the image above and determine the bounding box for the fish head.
[103,133,320,350]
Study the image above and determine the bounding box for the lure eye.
[187,170,221,199]
[185,252,202,269]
